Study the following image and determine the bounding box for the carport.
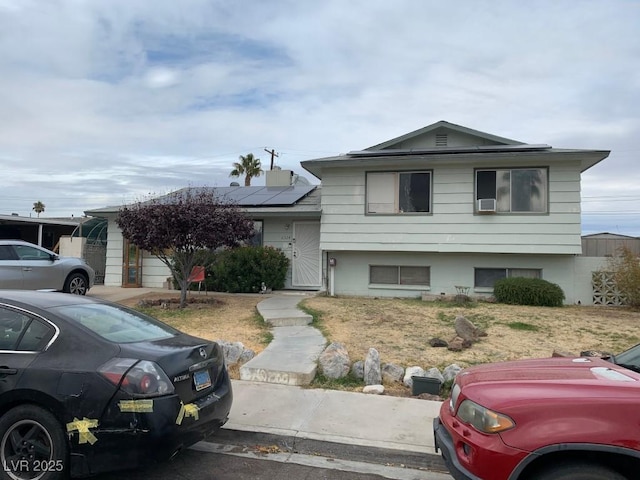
[0,214,82,251]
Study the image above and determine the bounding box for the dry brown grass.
[118,292,270,355]
[116,292,640,396]
[300,296,640,369]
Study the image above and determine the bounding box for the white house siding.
[103,218,124,287]
[140,253,172,288]
[573,256,609,305]
[102,215,319,290]
[324,251,604,305]
[319,160,582,255]
[102,218,170,288]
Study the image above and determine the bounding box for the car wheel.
[531,461,627,480]
[63,273,88,295]
[0,405,68,480]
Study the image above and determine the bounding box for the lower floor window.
[474,268,541,288]
[370,265,430,286]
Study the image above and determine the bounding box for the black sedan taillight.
[99,358,175,397]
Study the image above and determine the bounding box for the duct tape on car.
[118,399,154,413]
[175,402,199,425]
[67,417,99,445]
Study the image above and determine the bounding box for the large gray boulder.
[382,363,404,384]
[238,348,256,365]
[319,342,350,379]
[351,360,364,380]
[403,366,426,388]
[217,340,245,365]
[443,364,462,382]
[424,367,445,384]
[364,348,382,385]
[454,315,486,342]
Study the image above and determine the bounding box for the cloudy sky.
[1,0,638,235]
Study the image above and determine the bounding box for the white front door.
[292,222,321,288]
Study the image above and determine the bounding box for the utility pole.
[264,148,279,170]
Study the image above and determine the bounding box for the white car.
[0,240,95,294]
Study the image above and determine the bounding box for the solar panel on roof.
[214,185,315,206]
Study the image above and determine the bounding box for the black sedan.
[0,290,232,479]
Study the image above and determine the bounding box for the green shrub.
[493,277,565,307]
[207,246,289,293]
[606,246,640,307]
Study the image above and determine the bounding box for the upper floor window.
[366,171,432,214]
[476,168,548,213]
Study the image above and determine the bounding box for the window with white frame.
[476,168,547,213]
[474,268,542,288]
[366,171,432,214]
[370,265,430,286]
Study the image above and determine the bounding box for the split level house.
[85,121,611,305]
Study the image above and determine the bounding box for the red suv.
[434,346,640,480]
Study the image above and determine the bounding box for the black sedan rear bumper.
[69,373,233,477]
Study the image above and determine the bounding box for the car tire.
[531,461,627,480]
[63,272,88,295]
[0,405,68,480]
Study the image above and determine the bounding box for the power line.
[264,148,279,170]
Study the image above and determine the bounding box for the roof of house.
[85,185,321,218]
[301,120,610,179]
[366,120,525,150]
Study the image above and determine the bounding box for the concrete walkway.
[240,294,327,386]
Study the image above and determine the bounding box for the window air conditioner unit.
[478,198,496,212]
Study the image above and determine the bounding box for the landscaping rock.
[363,384,385,395]
[238,348,255,365]
[443,364,462,382]
[580,350,614,359]
[429,337,448,348]
[351,360,364,380]
[425,367,445,384]
[403,366,426,387]
[447,336,471,352]
[218,340,245,365]
[552,349,576,358]
[455,315,486,342]
[364,348,382,385]
[381,363,404,384]
[319,342,350,379]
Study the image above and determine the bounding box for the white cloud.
[0,0,638,234]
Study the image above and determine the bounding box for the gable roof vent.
[435,133,448,147]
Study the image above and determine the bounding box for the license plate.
[193,369,212,391]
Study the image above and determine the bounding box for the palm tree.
[32,201,45,217]
[230,153,263,186]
